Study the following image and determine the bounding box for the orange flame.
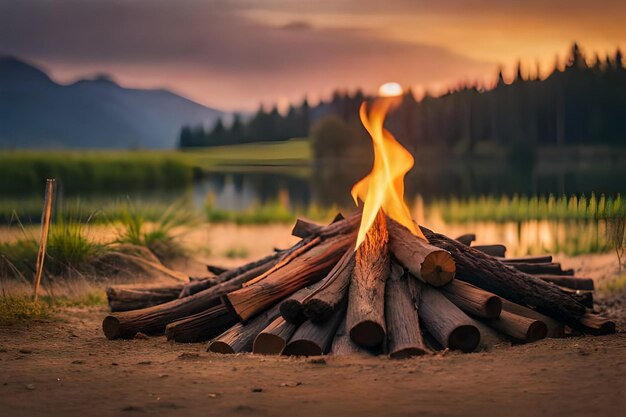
[351,83,426,249]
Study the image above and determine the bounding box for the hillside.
[0,57,222,149]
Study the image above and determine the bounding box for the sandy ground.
[1,224,625,416]
[0,308,624,417]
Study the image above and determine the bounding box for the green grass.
[223,247,250,259]
[0,295,54,325]
[431,194,625,223]
[0,140,312,196]
[114,199,199,260]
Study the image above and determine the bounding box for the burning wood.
[101,82,616,360]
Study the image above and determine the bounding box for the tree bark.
[385,263,429,358]
[106,283,184,312]
[440,279,502,319]
[387,218,455,286]
[206,264,230,275]
[282,304,346,356]
[420,227,586,324]
[302,250,355,323]
[164,305,236,343]
[253,317,298,355]
[208,305,281,354]
[483,309,547,342]
[346,211,390,348]
[223,232,355,321]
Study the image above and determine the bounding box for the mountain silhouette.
[0,56,223,148]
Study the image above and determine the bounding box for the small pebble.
[251,387,263,393]
[25,384,35,390]
[19,349,32,354]
[207,393,220,398]
[134,332,149,340]
[280,381,302,387]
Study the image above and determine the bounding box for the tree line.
[179,43,625,154]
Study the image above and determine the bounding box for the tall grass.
[114,199,199,260]
[431,194,625,223]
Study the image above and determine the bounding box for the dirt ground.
[0,308,624,417]
[1,224,625,416]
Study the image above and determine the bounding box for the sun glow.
[351,83,426,249]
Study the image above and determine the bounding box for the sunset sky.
[1,0,624,111]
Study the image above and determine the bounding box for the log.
[282,304,346,356]
[508,262,574,276]
[346,212,390,348]
[387,217,455,286]
[535,275,594,291]
[279,279,328,325]
[500,299,564,338]
[557,286,593,308]
[180,252,283,297]
[106,283,184,312]
[472,244,506,257]
[421,227,586,324]
[575,312,616,335]
[102,262,266,339]
[473,321,510,351]
[253,317,298,355]
[440,279,502,319]
[418,284,480,353]
[385,263,429,359]
[455,234,476,246]
[206,264,229,275]
[302,250,355,323]
[499,255,553,264]
[290,211,361,240]
[165,305,236,343]
[208,305,281,354]
[223,232,355,321]
[291,213,344,239]
[484,309,547,342]
[331,317,375,356]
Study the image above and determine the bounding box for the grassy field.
[0,139,311,195]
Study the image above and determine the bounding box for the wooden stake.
[34,178,55,302]
[347,211,390,348]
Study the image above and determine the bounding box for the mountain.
[0,56,223,148]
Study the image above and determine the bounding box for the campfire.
[102,84,615,358]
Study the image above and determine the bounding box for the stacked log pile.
[103,211,615,358]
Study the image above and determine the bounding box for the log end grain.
[279,299,307,325]
[282,340,323,357]
[448,324,480,353]
[389,346,428,360]
[253,334,286,355]
[349,320,385,348]
[303,299,333,323]
[102,315,122,340]
[207,341,235,354]
[422,250,456,287]
[484,296,503,319]
[527,321,548,342]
